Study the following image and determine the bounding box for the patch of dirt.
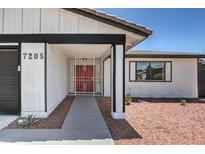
[96,97,205,144]
[6,96,75,129]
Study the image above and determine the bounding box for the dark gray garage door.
[198,59,205,97]
[0,49,19,114]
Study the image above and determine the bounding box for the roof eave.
[126,32,153,51]
[63,8,152,37]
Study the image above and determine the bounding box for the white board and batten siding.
[0,8,143,43]
[21,43,69,117]
[21,43,46,117]
[104,58,198,98]
[126,58,198,98]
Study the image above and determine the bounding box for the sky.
[97,8,205,53]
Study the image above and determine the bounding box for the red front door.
[76,65,93,92]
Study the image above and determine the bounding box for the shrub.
[180,99,187,106]
[125,94,132,105]
[22,114,36,127]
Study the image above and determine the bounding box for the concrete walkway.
[62,96,109,130]
[0,115,18,130]
[0,96,113,145]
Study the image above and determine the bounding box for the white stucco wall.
[47,45,68,116]
[125,58,198,98]
[21,43,46,117]
[104,57,198,98]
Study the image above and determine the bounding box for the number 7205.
[23,53,44,60]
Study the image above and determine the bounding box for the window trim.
[129,61,172,82]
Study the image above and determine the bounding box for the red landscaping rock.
[6,96,75,129]
[96,97,205,144]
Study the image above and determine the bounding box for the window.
[129,61,172,82]
[136,62,150,81]
[136,61,165,81]
[135,61,165,81]
[150,62,164,80]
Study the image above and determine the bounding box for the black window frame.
[129,61,172,82]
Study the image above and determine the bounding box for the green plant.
[125,94,132,105]
[22,114,36,127]
[180,99,187,106]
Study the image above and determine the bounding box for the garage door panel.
[0,101,19,111]
[0,52,18,64]
[0,85,18,96]
[0,49,19,114]
[0,68,18,80]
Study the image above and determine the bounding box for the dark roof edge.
[105,51,205,58]
[106,55,205,59]
[63,8,152,37]
[125,54,205,58]
[125,50,205,58]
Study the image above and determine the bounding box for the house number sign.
[23,53,44,60]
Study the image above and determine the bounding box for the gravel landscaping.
[96,96,205,144]
[6,96,74,129]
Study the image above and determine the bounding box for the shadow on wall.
[95,96,142,140]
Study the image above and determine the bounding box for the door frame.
[0,44,21,114]
[76,65,94,93]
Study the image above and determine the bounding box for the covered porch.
[45,35,126,119]
[49,44,111,96]
[0,32,149,119]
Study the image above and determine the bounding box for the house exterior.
[0,8,204,119]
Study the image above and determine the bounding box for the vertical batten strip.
[2,8,4,33]
[39,8,42,33]
[58,9,61,33]
[21,9,24,33]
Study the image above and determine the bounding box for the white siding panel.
[115,45,124,113]
[98,22,123,34]
[21,43,45,117]
[79,15,98,33]
[22,9,40,33]
[4,8,22,33]
[68,58,75,93]
[104,58,111,96]
[165,62,171,81]
[130,62,136,81]
[41,8,60,33]
[125,58,198,98]
[47,45,68,115]
[99,23,114,33]
[60,9,78,33]
[0,9,3,33]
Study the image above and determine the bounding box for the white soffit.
[49,44,112,58]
